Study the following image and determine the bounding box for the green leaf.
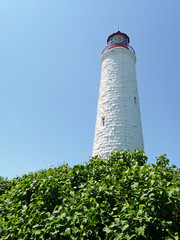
[135,226,145,236]
[121,224,129,232]
[139,204,145,209]
[103,226,111,233]
[65,227,71,234]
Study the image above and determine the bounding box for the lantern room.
[102,30,135,55]
[107,30,130,45]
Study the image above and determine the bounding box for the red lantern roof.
[107,30,130,44]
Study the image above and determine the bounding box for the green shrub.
[0,149,179,239]
[0,176,14,196]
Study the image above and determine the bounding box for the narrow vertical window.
[102,117,105,126]
[134,96,137,104]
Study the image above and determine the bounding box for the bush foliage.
[0,149,179,239]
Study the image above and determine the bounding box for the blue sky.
[0,0,179,178]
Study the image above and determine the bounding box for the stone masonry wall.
[93,47,144,157]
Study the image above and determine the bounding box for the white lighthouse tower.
[93,30,144,156]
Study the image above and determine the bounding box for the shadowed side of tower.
[93,31,144,157]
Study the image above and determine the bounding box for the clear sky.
[0,0,179,179]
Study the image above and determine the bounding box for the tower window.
[134,96,137,104]
[102,117,105,126]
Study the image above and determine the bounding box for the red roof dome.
[107,30,130,44]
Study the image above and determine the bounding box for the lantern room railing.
[102,43,135,55]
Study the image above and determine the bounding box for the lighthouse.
[93,30,144,156]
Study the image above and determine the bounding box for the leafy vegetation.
[0,149,179,239]
[0,176,14,196]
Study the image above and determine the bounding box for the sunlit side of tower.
[93,31,144,156]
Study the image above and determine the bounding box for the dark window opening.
[134,96,137,104]
[102,117,105,126]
